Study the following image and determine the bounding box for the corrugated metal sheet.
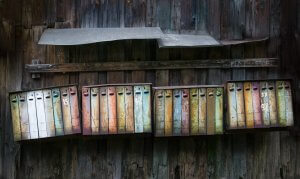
[38,27,164,45]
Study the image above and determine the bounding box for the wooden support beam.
[25,58,279,73]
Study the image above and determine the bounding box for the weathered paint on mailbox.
[125,86,134,133]
[35,91,48,138]
[43,90,56,137]
[18,93,30,140]
[100,87,109,134]
[173,89,182,136]
[143,85,152,132]
[267,82,277,126]
[27,92,39,139]
[181,89,189,136]
[61,87,72,135]
[276,81,286,126]
[236,83,245,128]
[215,88,223,134]
[134,86,143,133]
[244,82,254,128]
[108,87,117,134]
[10,94,21,141]
[164,90,173,136]
[207,88,215,135]
[252,82,262,127]
[155,90,165,136]
[117,87,126,133]
[260,82,270,126]
[190,88,199,135]
[82,88,91,135]
[284,81,294,126]
[227,83,238,129]
[199,88,207,134]
[52,88,64,136]
[69,86,81,133]
[91,88,100,134]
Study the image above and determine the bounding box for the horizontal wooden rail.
[25,58,279,73]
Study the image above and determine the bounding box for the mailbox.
[81,83,152,135]
[226,80,294,130]
[9,85,80,141]
[153,85,224,137]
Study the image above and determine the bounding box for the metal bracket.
[31,59,41,79]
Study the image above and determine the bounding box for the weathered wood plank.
[25,58,279,73]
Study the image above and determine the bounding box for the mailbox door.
[215,88,223,134]
[18,93,30,140]
[134,86,143,133]
[227,83,237,129]
[100,87,109,134]
[267,82,277,126]
[52,89,64,136]
[181,89,190,136]
[35,91,47,138]
[284,81,294,126]
[43,90,56,137]
[143,85,152,133]
[61,87,72,135]
[252,82,262,127]
[125,86,134,133]
[190,88,199,135]
[117,87,126,133]
[207,88,216,135]
[108,87,117,134]
[276,81,286,126]
[173,89,182,136]
[82,88,91,135]
[27,92,39,139]
[244,82,254,128]
[198,88,207,134]
[155,90,165,136]
[69,86,80,133]
[10,94,21,141]
[91,88,100,134]
[236,83,245,128]
[164,90,173,136]
[260,82,270,126]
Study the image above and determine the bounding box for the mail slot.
[81,83,152,135]
[226,80,294,130]
[9,85,80,141]
[153,85,224,136]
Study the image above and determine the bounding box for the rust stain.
[43,90,56,137]
[91,87,100,135]
[125,86,134,133]
[108,87,117,134]
[100,87,109,134]
[18,93,30,140]
[117,87,126,133]
[244,82,254,128]
[61,87,72,135]
[181,89,190,136]
[82,87,91,135]
[69,86,81,133]
[190,88,199,135]
[10,94,21,141]
[252,82,262,127]
[206,88,215,135]
[198,88,207,134]
[164,89,173,136]
[155,90,165,136]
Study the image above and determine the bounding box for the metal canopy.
[38,27,164,45]
[158,34,221,48]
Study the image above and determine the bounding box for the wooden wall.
[0,0,300,178]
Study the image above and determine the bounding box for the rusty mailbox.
[82,83,152,135]
[9,85,81,141]
[226,80,294,130]
[153,85,224,137]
